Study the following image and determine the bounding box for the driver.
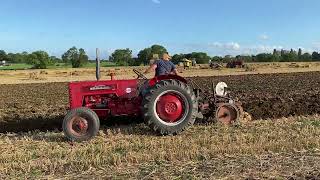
[144,52,178,77]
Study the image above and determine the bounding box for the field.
[1,71,320,132]
[1,115,320,179]
[1,63,320,179]
[0,62,320,84]
[0,61,116,71]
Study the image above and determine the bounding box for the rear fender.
[148,75,187,87]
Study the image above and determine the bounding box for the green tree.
[273,49,278,56]
[137,48,152,65]
[62,47,88,68]
[290,49,294,54]
[171,54,185,64]
[62,47,77,64]
[78,48,89,67]
[150,44,167,57]
[281,51,298,62]
[312,52,320,61]
[169,52,210,64]
[280,49,285,57]
[223,55,233,63]
[298,48,302,60]
[4,52,30,63]
[109,48,132,66]
[300,53,312,61]
[14,53,24,63]
[235,55,253,62]
[128,57,142,66]
[50,56,62,63]
[251,55,257,62]
[137,44,167,65]
[20,51,29,63]
[27,51,50,69]
[26,53,37,65]
[6,53,15,63]
[189,52,210,64]
[0,50,7,62]
[211,56,223,62]
[290,49,298,61]
[272,54,281,62]
[256,53,274,62]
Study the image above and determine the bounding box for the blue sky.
[0,0,320,58]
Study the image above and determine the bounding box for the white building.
[0,60,6,66]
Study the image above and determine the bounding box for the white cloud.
[152,0,160,4]
[180,42,316,56]
[241,45,283,55]
[312,42,320,50]
[304,49,315,53]
[227,42,241,50]
[254,45,282,52]
[296,47,314,53]
[209,42,241,51]
[107,48,115,55]
[259,34,269,40]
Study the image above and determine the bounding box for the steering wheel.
[133,69,148,80]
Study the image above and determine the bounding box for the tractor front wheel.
[142,79,197,135]
[63,107,100,142]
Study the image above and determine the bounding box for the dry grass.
[0,62,320,84]
[28,72,47,81]
[244,64,257,72]
[1,115,320,179]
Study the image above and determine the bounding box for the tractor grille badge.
[126,88,132,94]
[89,85,114,91]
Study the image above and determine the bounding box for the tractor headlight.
[215,82,228,96]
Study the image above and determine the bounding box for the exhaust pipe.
[96,48,100,81]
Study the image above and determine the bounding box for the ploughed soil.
[0,71,319,132]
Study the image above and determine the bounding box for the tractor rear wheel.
[142,79,197,135]
[63,107,100,142]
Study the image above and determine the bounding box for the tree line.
[0,46,89,69]
[109,45,320,65]
[109,45,211,65]
[226,48,320,63]
[1,45,320,69]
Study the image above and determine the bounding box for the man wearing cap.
[144,52,178,77]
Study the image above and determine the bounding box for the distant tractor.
[210,61,223,69]
[191,59,197,66]
[63,49,243,142]
[226,59,245,68]
[181,58,192,69]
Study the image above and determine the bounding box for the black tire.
[63,107,100,142]
[142,79,198,135]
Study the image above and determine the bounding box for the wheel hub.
[71,116,89,135]
[156,93,183,123]
[216,104,239,125]
[165,102,178,113]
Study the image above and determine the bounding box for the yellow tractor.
[182,58,192,69]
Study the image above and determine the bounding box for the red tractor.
[226,59,245,68]
[63,55,243,142]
